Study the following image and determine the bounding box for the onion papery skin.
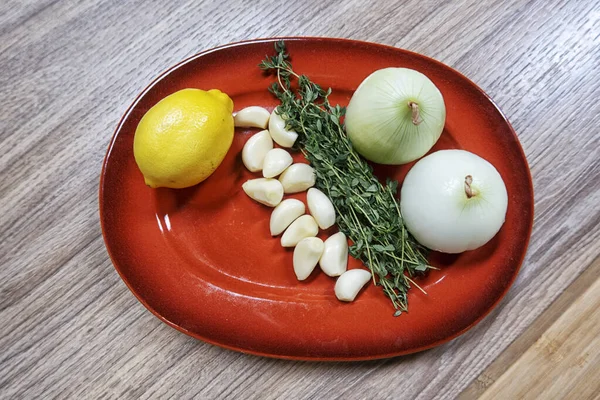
[400,150,508,253]
[345,68,446,165]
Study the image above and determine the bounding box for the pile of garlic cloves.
[236,106,370,303]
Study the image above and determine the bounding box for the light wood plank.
[478,266,600,400]
[459,257,600,399]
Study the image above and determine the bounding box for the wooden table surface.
[1,0,599,399]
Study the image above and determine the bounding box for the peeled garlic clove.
[270,199,305,236]
[319,232,348,277]
[242,178,283,207]
[307,188,335,229]
[278,164,316,194]
[293,237,324,280]
[262,148,293,178]
[335,269,372,302]
[281,215,318,247]
[268,108,298,148]
[242,130,273,172]
[234,106,270,129]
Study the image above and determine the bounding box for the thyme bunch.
[260,41,431,314]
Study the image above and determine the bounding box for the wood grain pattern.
[1,0,599,399]
[479,258,600,399]
[459,256,600,399]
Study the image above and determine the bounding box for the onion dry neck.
[408,101,422,125]
[464,175,478,198]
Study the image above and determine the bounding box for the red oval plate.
[100,37,533,360]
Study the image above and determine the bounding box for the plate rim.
[99,36,534,361]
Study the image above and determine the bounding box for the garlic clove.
[242,178,283,207]
[270,199,305,236]
[268,107,298,148]
[234,106,271,129]
[319,232,348,276]
[293,237,324,280]
[307,188,336,229]
[334,269,372,302]
[241,130,273,172]
[281,215,319,247]
[278,163,316,194]
[262,148,293,178]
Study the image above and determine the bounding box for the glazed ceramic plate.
[100,38,533,360]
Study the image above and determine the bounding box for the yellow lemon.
[133,88,234,188]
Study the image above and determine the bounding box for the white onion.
[345,68,446,165]
[400,150,508,253]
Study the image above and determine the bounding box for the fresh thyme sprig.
[260,41,431,315]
